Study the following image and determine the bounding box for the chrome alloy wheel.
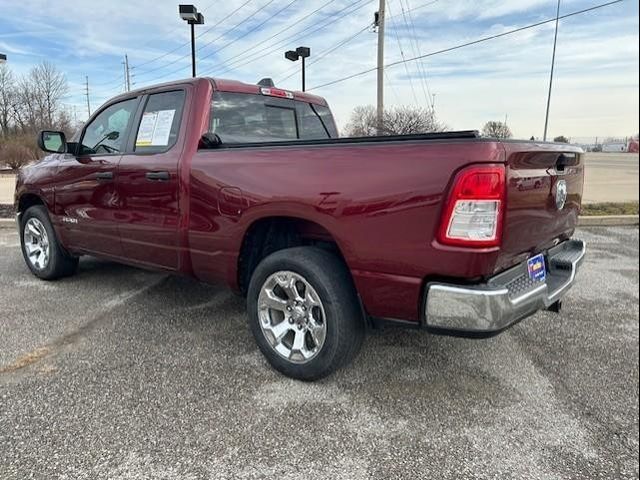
[257,271,327,364]
[23,218,50,270]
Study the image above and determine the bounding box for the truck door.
[55,97,140,258]
[115,89,186,271]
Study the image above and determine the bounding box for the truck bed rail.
[211,130,481,150]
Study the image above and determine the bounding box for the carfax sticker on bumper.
[527,253,546,282]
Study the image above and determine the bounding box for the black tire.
[20,205,78,280]
[247,247,365,381]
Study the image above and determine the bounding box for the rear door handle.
[145,171,170,181]
[95,172,114,181]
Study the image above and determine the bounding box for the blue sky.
[0,0,638,138]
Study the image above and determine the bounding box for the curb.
[0,218,15,229]
[578,215,639,227]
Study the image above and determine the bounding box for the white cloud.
[0,0,637,137]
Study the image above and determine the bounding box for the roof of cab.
[210,77,328,107]
[106,76,327,107]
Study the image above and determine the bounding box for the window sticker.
[136,109,176,147]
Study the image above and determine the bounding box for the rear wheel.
[247,247,365,381]
[20,205,78,280]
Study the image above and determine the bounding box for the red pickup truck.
[16,77,585,380]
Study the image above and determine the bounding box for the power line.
[308,0,626,91]
[134,0,254,70]
[385,0,421,105]
[277,22,373,84]
[402,0,434,108]
[136,0,280,80]
[131,0,219,53]
[201,0,373,78]
[198,0,300,63]
[203,0,370,77]
[85,0,434,92]
[388,0,438,21]
[200,0,340,77]
[93,0,226,82]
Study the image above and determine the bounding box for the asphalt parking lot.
[1,226,638,479]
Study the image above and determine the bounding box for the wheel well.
[17,194,45,214]
[237,217,347,295]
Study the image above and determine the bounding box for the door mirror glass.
[37,130,67,153]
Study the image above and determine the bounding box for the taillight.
[438,165,506,247]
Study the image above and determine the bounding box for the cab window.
[135,90,186,153]
[210,92,298,143]
[80,98,138,155]
[296,102,330,140]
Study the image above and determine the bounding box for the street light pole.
[190,22,196,77]
[285,47,311,91]
[179,5,204,78]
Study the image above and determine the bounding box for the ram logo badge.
[555,180,567,210]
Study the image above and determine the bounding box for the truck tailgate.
[496,142,584,273]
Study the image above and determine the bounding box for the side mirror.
[37,130,67,154]
[199,132,222,149]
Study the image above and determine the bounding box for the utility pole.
[124,54,131,92]
[375,0,386,135]
[84,76,91,118]
[543,0,561,141]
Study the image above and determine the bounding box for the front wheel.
[247,247,365,381]
[20,205,78,280]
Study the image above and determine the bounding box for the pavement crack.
[0,347,51,374]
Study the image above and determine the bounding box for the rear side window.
[297,102,331,140]
[135,90,185,153]
[211,92,298,143]
[313,104,338,138]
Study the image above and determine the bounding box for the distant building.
[602,142,627,153]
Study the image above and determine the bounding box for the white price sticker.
[136,109,176,147]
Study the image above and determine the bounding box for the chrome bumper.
[425,239,586,335]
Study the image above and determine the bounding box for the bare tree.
[481,121,512,139]
[344,105,446,137]
[0,61,70,169]
[32,61,68,128]
[0,64,15,137]
[11,61,68,134]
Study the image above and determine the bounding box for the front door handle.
[95,171,114,181]
[145,171,170,181]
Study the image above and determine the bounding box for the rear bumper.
[425,239,586,336]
